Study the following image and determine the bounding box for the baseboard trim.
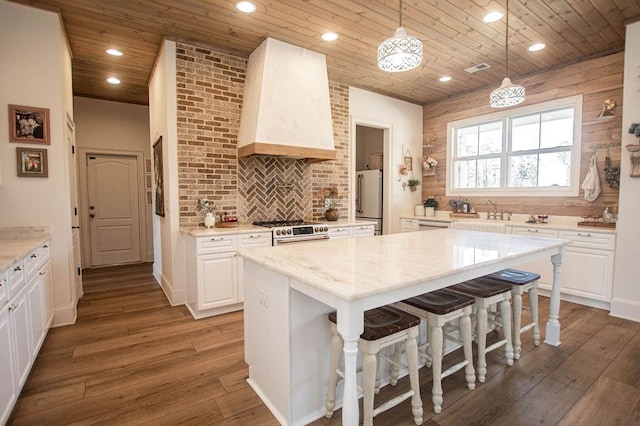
[52,303,77,327]
[609,298,640,322]
[153,263,185,306]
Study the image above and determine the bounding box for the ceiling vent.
[464,63,491,73]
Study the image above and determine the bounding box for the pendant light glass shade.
[378,1,423,72]
[490,77,525,107]
[490,0,525,108]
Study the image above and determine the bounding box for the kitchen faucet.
[485,199,501,220]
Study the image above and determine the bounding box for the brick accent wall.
[175,42,350,227]
[175,43,245,227]
[311,81,350,221]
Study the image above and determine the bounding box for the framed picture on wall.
[9,104,50,144]
[16,147,48,177]
[153,136,165,217]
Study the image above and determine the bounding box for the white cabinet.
[559,230,615,305]
[185,231,271,319]
[400,218,419,233]
[0,303,17,424]
[198,252,238,309]
[510,226,615,309]
[0,238,51,424]
[328,227,352,239]
[352,224,375,238]
[9,286,31,390]
[510,226,559,291]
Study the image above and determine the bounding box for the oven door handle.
[276,235,330,244]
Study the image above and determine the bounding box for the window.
[446,96,582,197]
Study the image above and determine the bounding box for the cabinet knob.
[31,253,38,258]
[43,244,49,248]
[576,233,591,237]
[14,266,22,271]
[527,229,539,233]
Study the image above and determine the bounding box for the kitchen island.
[238,229,567,426]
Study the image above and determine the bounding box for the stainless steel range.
[253,220,329,245]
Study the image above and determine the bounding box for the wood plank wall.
[422,52,623,218]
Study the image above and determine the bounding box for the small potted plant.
[324,187,343,221]
[197,198,216,228]
[424,197,439,216]
[407,178,420,191]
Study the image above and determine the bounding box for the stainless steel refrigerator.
[355,170,383,235]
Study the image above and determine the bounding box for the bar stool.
[450,277,514,383]
[396,288,476,414]
[486,269,541,359]
[325,306,423,426]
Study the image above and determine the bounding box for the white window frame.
[446,95,583,197]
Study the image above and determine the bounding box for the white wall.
[73,97,153,262]
[0,1,76,325]
[148,40,184,305]
[611,21,640,322]
[349,87,423,234]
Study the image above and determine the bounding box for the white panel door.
[87,155,141,266]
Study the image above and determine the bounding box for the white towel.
[581,155,601,202]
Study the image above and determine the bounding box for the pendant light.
[377,0,423,72]
[489,0,525,108]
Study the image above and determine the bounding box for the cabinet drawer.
[353,225,375,237]
[559,231,615,250]
[329,227,351,239]
[38,241,51,267]
[0,272,7,307]
[8,261,26,297]
[24,249,40,282]
[238,233,272,248]
[196,235,236,254]
[511,227,559,238]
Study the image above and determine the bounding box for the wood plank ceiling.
[9,0,640,106]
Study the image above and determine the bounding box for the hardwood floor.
[8,263,640,425]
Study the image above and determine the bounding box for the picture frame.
[153,136,165,217]
[9,104,50,144]
[16,147,48,177]
[403,155,413,171]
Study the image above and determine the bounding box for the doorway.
[82,153,144,267]
[353,121,390,235]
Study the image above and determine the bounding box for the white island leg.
[545,250,564,346]
[337,305,364,426]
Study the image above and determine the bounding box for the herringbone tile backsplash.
[238,156,312,223]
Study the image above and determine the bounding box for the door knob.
[90,213,95,218]
[89,206,95,210]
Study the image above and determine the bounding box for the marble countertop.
[180,224,270,237]
[238,229,567,301]
[181,219,378,237]
[0,226,51,274]
[400,213,617,234]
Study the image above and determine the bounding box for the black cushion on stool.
[486,269,540,285]
[328,306,420,341]
[450,277,513,298]
[401,288,475,315]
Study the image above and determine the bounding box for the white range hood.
[238,38,336,162]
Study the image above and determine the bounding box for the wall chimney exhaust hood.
[238,38,336,162]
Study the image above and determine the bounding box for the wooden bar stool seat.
[397,288,476,414]
[325,305,423,426]
[486,269,541,359]
[450,278,514,383]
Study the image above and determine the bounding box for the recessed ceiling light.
[321,32,339,42]
[528,43,546,52]
[107,77,121,85]
[483,11,503,23]
[439,76,452,82]
[236,1,256,13]
[106,48,123,56]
